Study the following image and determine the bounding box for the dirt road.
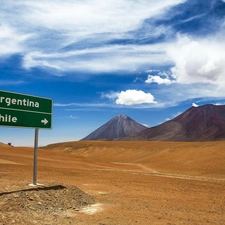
[1,141,225,224]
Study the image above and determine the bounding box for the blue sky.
[1,0,225,146]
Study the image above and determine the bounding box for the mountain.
[81,115,147,140]
[123,104,225,142]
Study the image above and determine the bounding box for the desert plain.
[0,140,225,224]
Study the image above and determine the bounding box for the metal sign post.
[0,90,53,186]
[33,128,39,186]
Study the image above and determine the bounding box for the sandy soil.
[0,141,225,224]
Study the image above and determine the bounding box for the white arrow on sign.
[41,118,48,125]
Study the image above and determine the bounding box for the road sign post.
[0,90,53,186]
[33,128,39,186]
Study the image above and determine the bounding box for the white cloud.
[145,69,175,85]
[145,75,173,85]
[23,43,171,72]
[55,115,78,119]
[6,0,184,34]
[167,35,225,87]
[0,80,25,85]
[102,92,119,100]
[54,103,108,107]
[69,115,78,119]
[192,103,198,107]
[0,24,31,56]
[115,89,157,105]
[0,0,184,72]
[214,103,224,106]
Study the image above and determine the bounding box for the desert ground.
[0,141,225,224]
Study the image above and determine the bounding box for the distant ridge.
[123,104,225,142]
[81,115,147,140]
[0,142,12,147]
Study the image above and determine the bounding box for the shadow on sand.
[0,185,66,196]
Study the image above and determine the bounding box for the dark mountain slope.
[124,104,225,141]
[81,115,147,140]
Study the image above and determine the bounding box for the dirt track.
[1,141,225,224]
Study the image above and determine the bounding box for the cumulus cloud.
[145,70,174,85]
[115,89,157,105]
[167,35,225,87]
[142,34,225,105]
[145,75,173,85]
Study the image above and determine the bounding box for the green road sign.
[0,90,52,129]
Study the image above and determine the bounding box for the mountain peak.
[116,114,128,119]
[81,115,147,140]
[123,104,225,142]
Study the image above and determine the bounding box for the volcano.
[81,115,147,140]
[123,104,225,142]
